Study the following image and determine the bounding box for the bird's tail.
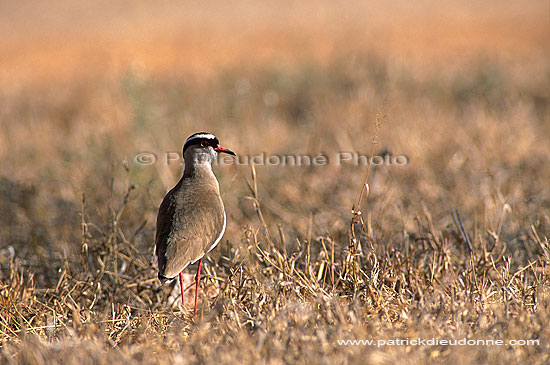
[158,273,175,283]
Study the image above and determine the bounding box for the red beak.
[214,146,236,156]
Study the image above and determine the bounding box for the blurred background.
[0,1,549,362]
[1,1,546,81]
[0,0,548,290]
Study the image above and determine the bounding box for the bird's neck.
[183,160,215,179]
[180,161,220,195]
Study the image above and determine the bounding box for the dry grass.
[1,1,549,364]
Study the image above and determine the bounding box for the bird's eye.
[200,142,207,147]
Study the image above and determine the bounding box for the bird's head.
[183,132,236,166]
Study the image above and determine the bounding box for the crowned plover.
[155,132,235,314]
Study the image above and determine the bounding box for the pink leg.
[194,258,203,315]
[179,272,185,306]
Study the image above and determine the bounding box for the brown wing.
[155,182,225,280]
[155,187,177,280]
